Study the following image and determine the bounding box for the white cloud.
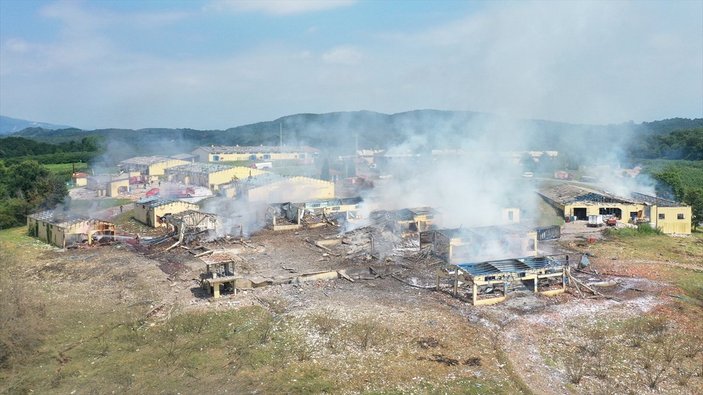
[0,0,700,129]
[207,0,356,15]
[321,46,363,65]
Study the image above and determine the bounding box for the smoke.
[201,197,266,237]
[362,116,535,230]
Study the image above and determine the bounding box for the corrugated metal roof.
[119,156,175,166]
[167,163,234,174]
[27,210,112,227]
[456,256,563,276]
[197,145,319,154]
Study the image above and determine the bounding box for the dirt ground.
[1,220,702,394]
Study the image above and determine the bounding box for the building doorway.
[573,207,587,220]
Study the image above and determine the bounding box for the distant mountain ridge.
[7,110,703,162]
[0,115,72,135]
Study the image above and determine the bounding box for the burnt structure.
[437,255,569,305]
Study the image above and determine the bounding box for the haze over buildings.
[1,0,701,130]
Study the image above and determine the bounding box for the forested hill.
[9,110,703,159]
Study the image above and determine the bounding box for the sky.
[0,0,701,130]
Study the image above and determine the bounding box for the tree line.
[0,136,102,164]
[653,164,703,231]
[630,128,703,160]
[0,160,68,229]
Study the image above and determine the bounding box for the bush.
[606,223,663,237]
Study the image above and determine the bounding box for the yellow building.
[502,207,521,224]
[118,156,189,177]
[192,145,319,164]
[423,225,538,264]
[371,207,441,234]
[27,211,115,248]
[272,197,364,229]
[86,174,132,197]
[226,174,334,203]
[72,172,88,187]
[133,198,200,227]
[165,163,269,191]
[539,184,691,234]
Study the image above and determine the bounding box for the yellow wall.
[107,178,130,197]
[73,177,88,187]
[651,206,692,234]
[27,218,114,247]
[562,202,691,234]
[193,147,313,163]
[147,159,189,176]
[167,166,268,190]
[502,208,521,224]
[446,230,537,263]
[246,177,334,203]
[122,159,189,176]
[564,203,645,220]
[134,201,200,227]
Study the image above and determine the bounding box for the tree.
[0,160,68,229]
[684,188,703,231]
[653,167,685,201]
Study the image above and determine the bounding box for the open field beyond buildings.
[1,221,702,394]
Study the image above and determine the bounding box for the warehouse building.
[192,145,319,164]
[538,184,691,234]
[223,174,335,203]
[270,197,363,230]
[86,174,132,197]
[422,225,538,264]
[133,198,200,227]
[118,156,189,178]
[437,255,568,305]
[371,207,441,234]
[165,163,269,191]
[27,211,115,248]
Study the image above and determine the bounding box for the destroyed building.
[86,174,133,197]
[27,211,115,248]
[422,225,538,264]
[371,207,440,234]
[269,197,363,230]
[192,145,319,164]
[223,174,335,203]
[165,163,269,191]
[162,210,218,245]
[118,156,190,178]
[437,255,568,305]
[539,184,692,234]
[133,197,200,227]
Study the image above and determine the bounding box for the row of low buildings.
[192,145,319,164]
[111,148,333,203]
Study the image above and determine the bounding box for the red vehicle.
[175,187,195,198]
[146,188,160,197]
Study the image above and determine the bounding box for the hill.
[0,115,72,135]
[9,110,702,161]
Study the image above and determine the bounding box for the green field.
[640,159,703,190]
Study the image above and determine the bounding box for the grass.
[605,223,663,237]
[44,162,89,182]
[640,159,703,191]
[44,162,89,174]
